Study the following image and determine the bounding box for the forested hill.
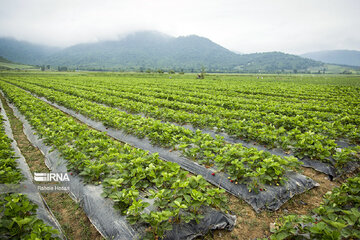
[0,37,59,65]
[0,31,323,72]
[301,50,360,67]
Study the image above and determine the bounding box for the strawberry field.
[0,72,359,240]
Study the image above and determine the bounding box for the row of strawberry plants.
[1,80,303,192]
[17,75,359,122]
[91,80,359,114]
[0,193,61,240]
[13,78,360,170]
[6,73,358,125]
[44,77,357,114]
[87,75,358,108]
[51,80,360,140]
[269,174,360,239]
[73,74,353,103]
[0,82,229,239]
[27,78,360,130]
[10,79,359,164]
[0,107,60,239]
[9,72,357,105]
[0,114,22,184]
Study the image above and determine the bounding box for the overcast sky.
[0,0,359,54]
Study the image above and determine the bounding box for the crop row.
[65,74,354,103]
[0,107,60,239]
[80,74,359,103]
[270,174,360,239]
[46,79,360,138]
[13,74,359,120]
[89,79,360,113]
[43,78,358,113]
[7,79,359,165]
[1,80,303,192]
[0,114,22,184]
[0,82,229,239]
[22,78,360,132]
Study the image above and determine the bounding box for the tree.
[197,66,206,79]
[341,70,352,74]
[58,66,68,71]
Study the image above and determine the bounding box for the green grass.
[307,64,360,74]
[0,61,37,70]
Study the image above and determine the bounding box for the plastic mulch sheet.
[33,96,319,212]
[3,93,236,240]
[0,99,65,239]
[178,123,341,178]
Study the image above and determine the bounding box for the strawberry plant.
[0,119,23,184]
[170,200,188,223]
[0,82,231,240]
[126,199,150,224]
[0,160,23,184]
[270,175,360,240]
[3,73,360,240]
[333,146,360,169]
[141,210,174,240]
[79,162,107,182]
[0,79,330,191]
[108,187,139,214]
[0,193,60,239]
[0,113,59,239]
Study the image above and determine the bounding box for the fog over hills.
[301,50,360,67]
[0,37,60,65]
[0,31,324,72]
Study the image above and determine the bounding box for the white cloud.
[0,0,359,54]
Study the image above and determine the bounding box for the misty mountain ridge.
[301,50,360,67]
[0,56,13,63]
[0,37,60,65]
[0,31,324,72]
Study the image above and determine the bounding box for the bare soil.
[0,95,104,240]
[203,167,343,240]
[1,92,354,240]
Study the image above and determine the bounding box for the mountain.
[0,31,323,72]
[0,56,12,63]
[301,50,360,67]
[0,38,60,65]
[0,55,37,70]
[45,31,242,70]
[232,52,322,73]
